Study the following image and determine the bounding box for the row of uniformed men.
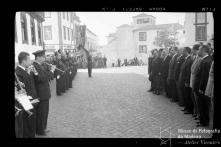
[15,49,78,138]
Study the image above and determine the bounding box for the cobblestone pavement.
[43,66,212,138]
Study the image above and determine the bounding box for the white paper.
[15,94,33,111]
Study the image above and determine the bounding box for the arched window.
[20,12,28,44]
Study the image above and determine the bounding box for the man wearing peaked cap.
[32,50,46,58]
[32,49,55,136]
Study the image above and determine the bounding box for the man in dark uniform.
[147,49,156,92]
[178,47,194,114]
[61,52,68,92]
[167,46,179,100]
[54,52,65,96]
[32,50,56,136]
[87,54,93,77]
[15,52,39,138]
[195,45,212,127]
[161,48,172,97]
[151,49,163,95]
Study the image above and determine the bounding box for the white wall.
[42,12,59,50]
[15,12,43,62]
[133,29,158,63]
[116,26,135,60]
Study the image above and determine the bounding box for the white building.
[184,12,214,47]
[15,12,44,62]
[102,13,184,66]
[42,12,81,55]
[85,28,98,56]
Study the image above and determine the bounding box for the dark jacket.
[179,55,193,86]
[33,62,51,101]
[151,57,163,76]
[15,66,38,99]
[161,55,172,79]
[148,56,153,75]
[168,53,179,80]
[174,55,186,81]
[195,55,212,93]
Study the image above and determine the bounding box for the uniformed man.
[15,52,40,138]
[32,50,56,136]
[54,52,65,96]
[87,55,93,77]
[61,52,68,92]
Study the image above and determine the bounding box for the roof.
[117,24,130,28]
[133,23,183,31]
[86,28,97,37]
[133,13,156,19]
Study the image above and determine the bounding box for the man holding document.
[15,52,40,138]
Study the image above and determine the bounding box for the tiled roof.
[133,23,183,31]
[133,13,155,18]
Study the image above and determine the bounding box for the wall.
[15,12,43,62]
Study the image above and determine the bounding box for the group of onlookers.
[148,43,214,128]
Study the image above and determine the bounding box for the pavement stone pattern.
[41,66,212,138]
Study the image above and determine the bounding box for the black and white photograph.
[13,10,218,144]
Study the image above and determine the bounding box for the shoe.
[184,111,192,114]
[197,123,208,127]
[44,129,50,133]
[36,132,47,136]
[147,89,153,92]
[192,114,197,117]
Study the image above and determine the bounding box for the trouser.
[15,111,23,138]
[198,93,210,125]
[36,100,49,134]
[192,89,199,116]
[22,105,37,138]
[69,73,72,88]
[65,73,69,90]
[177,80,184,106]
[184,87,193,113]
[88,67,92,77]
[164,77,169,97]
[168,79,178,100]
[56,78,62,95]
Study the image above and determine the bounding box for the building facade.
[184,12,214,47]
[85,28,98,56]
[42,12,81,55]
[102,13,184,66]
[15,12,44,62]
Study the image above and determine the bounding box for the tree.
[153,30,179,48]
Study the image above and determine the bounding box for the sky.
[76,12,185,46]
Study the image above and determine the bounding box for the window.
[63,12,65,19]
[20,12,28,44]
[38,22,42,45]
[44,26,52,40]
[67,28,70,40]
[139,45,147,53]
[30,17,36,45]
[196,25,207,41]
[63,26,66,40]
[195,13,207,41]
[67,12,69,21]
[139,32,146,41]
[143,18,149,23]
[137,19,143,24]
[196,13,206,24]
[15,19,17,42]
[44,12,51,18]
